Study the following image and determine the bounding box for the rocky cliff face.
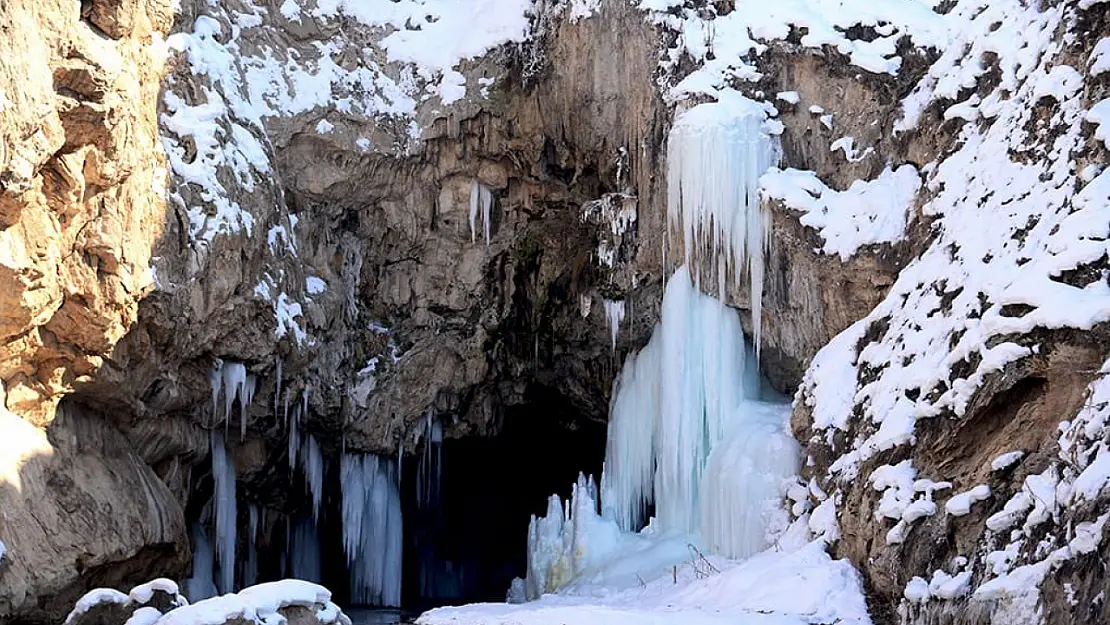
[1,0,1109,623]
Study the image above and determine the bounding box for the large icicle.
[603,299,625,351]
[210,430,237,594]
[666,96,778,356]
[341,453,403,606]
[469,180,494,247]
[209,360,257,439]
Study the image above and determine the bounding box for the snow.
[421,541,871,625]
[802,0,1110,487]
[828,137,874,163]
[315,119,334,134]
[944,485,990,516]
[159,580,332,625]
[274,292,308,345]
[1091,38,1110,77]
[1087,98,1110,149]
[125,608,163,625]
[279,0,301,20]
[991,451,1025,472]
[0,540,5,563]
[761,165,920,260]
[341,453,403,606]
[306,276,327,295]
[314,0,533,104]
[65,589,130,624]
[569,0,602,22]
[130,579,181,604]
[776,91,800,104]
[666,96,779,354]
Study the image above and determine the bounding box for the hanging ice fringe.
[666,95,779,358]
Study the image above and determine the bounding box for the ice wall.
[666,96,778,355]
[341,453,403,606]
[526,265,798,598]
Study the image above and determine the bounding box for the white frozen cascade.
[666,95,779,356]
[524,266,799,598]
[341,453,403,606]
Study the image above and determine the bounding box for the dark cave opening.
[400,388,607,610]
[181,384,607,613]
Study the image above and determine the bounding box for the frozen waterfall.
[524,265,799,598]
[666,96,778,357]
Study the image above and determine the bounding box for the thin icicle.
[603,300,625,351]
[666,96,778,358]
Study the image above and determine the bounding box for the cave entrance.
[400,386,606,610]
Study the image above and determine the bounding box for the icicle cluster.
[341,453,403,606]
[209,360,258,439]
[666,97,778,356]
[469,180,494,247]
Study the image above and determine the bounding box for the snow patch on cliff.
[761,165,921,260]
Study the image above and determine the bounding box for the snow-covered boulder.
[64,580,349,625]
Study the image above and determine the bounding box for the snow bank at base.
[420,541,871,625]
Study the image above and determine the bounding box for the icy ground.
[418,540,870,625]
